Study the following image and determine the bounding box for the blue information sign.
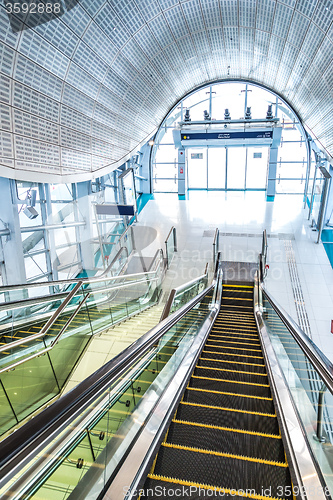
[181,131,273,141]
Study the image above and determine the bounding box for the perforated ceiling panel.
[0,0,332,181]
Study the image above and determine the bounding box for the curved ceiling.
[0,0,332,182]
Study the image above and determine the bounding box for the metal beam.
[20,221,85,232]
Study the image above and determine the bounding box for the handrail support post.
[314,383,328,443]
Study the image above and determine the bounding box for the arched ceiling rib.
[0,0,332,181]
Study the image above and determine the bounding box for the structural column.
[178,147,186,196]
[267,147,278,201]
[267,127,282,202]
[76,181,95,271]
[0,178,26,285]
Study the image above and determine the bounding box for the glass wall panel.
[150,82,310,196]
[208,147,226,189]
[211,83,246,120]
[246,148,268,189]
[246,85,275,119]
[276,179,305,194]
[153,178,178,193]
[227,148,246,189]
[182,88,210,121]
[187,148,207,189]
[153,162,178,179]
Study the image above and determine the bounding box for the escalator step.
[184,386,275,414]
[190,376,272,398]
[221,298,253,307]
[208,334,260,345]
[213,328,258,335]
[175,403,279,435]
[194,366,268,385]
[198,357,267,374]
[210,328,258,336]
[143,476,246,499]
[204,342,262,356]
[166,420,286,462]
[223,290,253,298]
[220,299,253,310]
[202,350,265,364]
[213,327,257,335]
[152,446,292,498]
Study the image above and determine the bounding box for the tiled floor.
[134,191,333,362]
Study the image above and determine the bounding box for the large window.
[152,82,312,195]
[15,175,118,283]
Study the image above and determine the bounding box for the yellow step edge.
[216,323,257,328]
[222,297,253,301]
[218,311,255,316]
[195,365,267,377]
[210,331,259,338]
[215,317,257,322]
[161,442,286,467]
[147,474,282,500]
[192,375,270,388]
[180,401,275,417]
[186,386,273,401]
[214,320,257,326]
[18,330,42,334]
[200,356,264,368]
[219,310,254,314]
[221,305,253,309]
[211,334,259,340]
[215,321,257,327]
[213,326,257,331]
[205,343,262,353]
[224,289,253,293]
[203,349,264,360]
[223,284,254,288]
[207,337,260,346]
[172,419,281,439]
[214,321,257,327]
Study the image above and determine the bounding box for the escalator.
[0,252,332,500]
[0,251,165,436]
[143,282,293,498]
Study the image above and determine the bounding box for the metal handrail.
[260,230,268,280]
[160,270,209,321]
[0,275,160,335]
[0,293,90,376]
[0,281,83,356]
[0,261,156,293]
[0,251,164,308]
[165,226,177,250]
[0,254,222,486]
[107,245,129,273]
[0,273,160,315]
[0,292,69,312]
[213,227,219,263]
[261,285,333,395]
[0,238,165,295]
[165,226,177,269]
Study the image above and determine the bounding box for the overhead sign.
[95,204,135,216]
[182,131,273,141]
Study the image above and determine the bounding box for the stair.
[63,303,164,393]
[142,282,293,499]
